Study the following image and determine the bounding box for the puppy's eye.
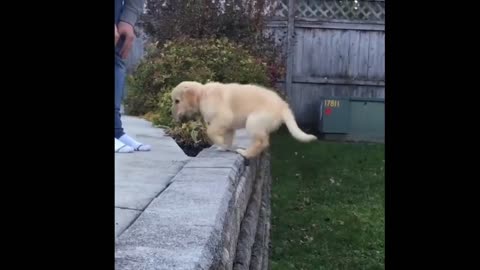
[175,99,180,104]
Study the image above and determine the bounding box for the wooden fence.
[265,0,385,127]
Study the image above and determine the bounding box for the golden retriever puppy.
[171,81,317,158]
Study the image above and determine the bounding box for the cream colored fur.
[171,81,317,158]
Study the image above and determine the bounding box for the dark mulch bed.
[175,141,211,157]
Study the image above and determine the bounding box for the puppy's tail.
[282,106,317,142]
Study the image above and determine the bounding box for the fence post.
[285,0,296,102]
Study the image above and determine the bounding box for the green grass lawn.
[270,131,385,270]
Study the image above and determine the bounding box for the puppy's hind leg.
[236,133,269,159]
[236,113,271,158]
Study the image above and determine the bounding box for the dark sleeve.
[120,0,145,26]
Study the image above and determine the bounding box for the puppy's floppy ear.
[184,86,199,107]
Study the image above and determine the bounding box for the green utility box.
[318,97,384,142]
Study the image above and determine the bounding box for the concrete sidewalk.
[115,116,190,237]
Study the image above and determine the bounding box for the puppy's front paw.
[215,145,229,151]
[220,145,242,152]
[236,148,248,157]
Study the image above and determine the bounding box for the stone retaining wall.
[115,133,272,270]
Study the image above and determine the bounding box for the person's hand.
[115,25,120,45]
[117,21,136,59]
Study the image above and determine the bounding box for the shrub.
[124,37,276,153]
[142,0,285,90]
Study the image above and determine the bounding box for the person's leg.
[114,0,151,152]
[114,0,133,153]
[115,50,127,140]
[115,51,134,153]
[115,0,126,140]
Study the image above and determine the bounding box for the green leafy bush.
[142,0,285,90]
[124,37,276,154]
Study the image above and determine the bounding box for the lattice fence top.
[268,0,385,22]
